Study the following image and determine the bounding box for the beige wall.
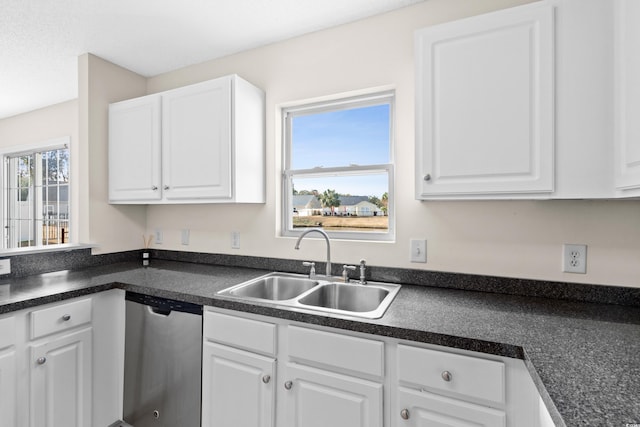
[135,0,640,288]
[0,99,80,241]
[2,0,638,289]
[79,53,148,252]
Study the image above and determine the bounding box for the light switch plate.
[181,229,190,245]
[0,259,10,275]
[410,239,427,263]
[231,231,240,249]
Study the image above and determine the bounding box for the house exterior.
[292,195,322,216]
[292,195,384,216]
[354,200,383,217]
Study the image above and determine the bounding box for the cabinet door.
[0,350,16,426]
[415,3,554,198]
[396,387,505,427]
[283,363,383,427]
[29,328,92,427]
[162,76,232,200]
[108,95,162,202]
[615,0,640,192]
[202,341,275,427]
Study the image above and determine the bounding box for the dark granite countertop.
[0,259,638,426]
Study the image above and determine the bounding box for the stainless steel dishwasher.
[123,292,202,427]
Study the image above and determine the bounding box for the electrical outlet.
[154,229,163,245]
[231,231,240,249]
[410,239,427,263]
[181,229,190,245]
[563,244,587,274]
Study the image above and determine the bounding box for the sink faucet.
[294,229,332,277]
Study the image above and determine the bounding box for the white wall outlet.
[410,239,427,263]
[231,231,240,249]
[0,259,10,275]
[181,229,190,245]
[154,229,163,245]
[563,244,587,274]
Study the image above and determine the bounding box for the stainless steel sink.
[298,283,389,312]
[217,273,401,319]
[221,273,318,301]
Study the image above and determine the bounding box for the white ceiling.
[0,0,424,119]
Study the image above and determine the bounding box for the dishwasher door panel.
[123,295,202,427]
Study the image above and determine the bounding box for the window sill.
[0,243,96,257]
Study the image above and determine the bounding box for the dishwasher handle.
[149,306,172,316]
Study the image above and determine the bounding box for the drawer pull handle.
[441,370,452,382]
[284,380,293,390]
[37,357,46,365]
[62,314,71,321]
[400,408,410,420]
[262,375,271,384]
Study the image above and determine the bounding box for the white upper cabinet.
[416,0,640,200]
[109,74,265,204]
[614,0,640,196]
[109,95,162,202]
[416,2,555,199]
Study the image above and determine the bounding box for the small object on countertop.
[142,234,153,266]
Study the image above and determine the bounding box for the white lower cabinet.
[0,290,125,427]
[397,387,505,427]
[0,314,16,427]
[202,341,275,427]
[203,308,548,427]
[202,310,277,427]
[283,363,383,427]
[29,328,93,427]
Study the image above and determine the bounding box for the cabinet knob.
[441,370,452,382]
[262,375,271,384]
[37,357,46,365]
[424,174,432,181]
[400,408,410,420]
[284,380,293,390]
[151,186,158,191]
[164,185,170,190]
[62,314,71,321]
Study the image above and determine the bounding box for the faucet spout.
[294,229,332,277]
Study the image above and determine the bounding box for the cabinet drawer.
[30,298,92,340]
[0,316,14,349]
[204,311,276,356]
[288,326,384,378]
[397,345,505,405]
[397,387,506,426]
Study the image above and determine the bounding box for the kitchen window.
[282,91,394,241]
[1,137,71,249]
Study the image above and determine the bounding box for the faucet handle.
[302,261,316,279]
[342,265,357,283]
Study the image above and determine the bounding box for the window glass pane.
[291,104,390,169]
[4,146,70,249]
[291,173,389,233]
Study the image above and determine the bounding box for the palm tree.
[319,189,341,215]
[381,192,388,215]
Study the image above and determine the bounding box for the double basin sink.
[217,273,401,319]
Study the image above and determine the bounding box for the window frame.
[281,90,395,241]
[0,136,72,250]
